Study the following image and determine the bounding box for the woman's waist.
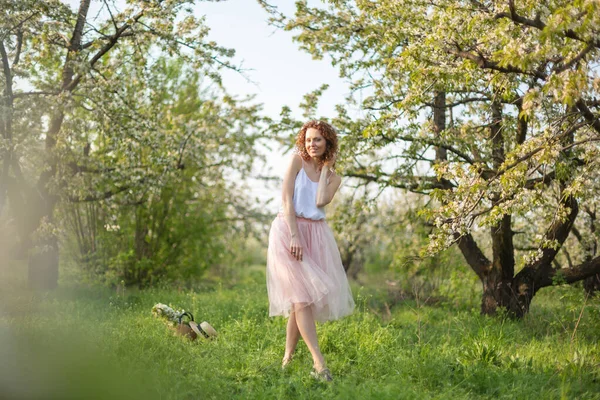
[277,212,325,222]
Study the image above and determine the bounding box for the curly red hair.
[295,120,338,170]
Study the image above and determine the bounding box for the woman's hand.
[323,153,336,168]
[316,153,342,207]
[290,236,303,261]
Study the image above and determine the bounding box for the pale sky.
[200,1,350,119]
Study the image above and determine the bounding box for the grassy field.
[1,263,600,399]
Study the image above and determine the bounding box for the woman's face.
[305,128,327,158]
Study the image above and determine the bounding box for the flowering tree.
[264,0,600,316]
[0,0,261,288]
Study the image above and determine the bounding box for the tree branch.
[571,224,583,242]
[448,44,546,80]
[425,96,489,108]
[12,30,23,66]
[0,40,14,142]
[0,40,12,215]
[495,1,600,50]
[11,90,60,99]
[1,10,40,39]
[518,194,579,278]
[456,233,491,279]
[103,0,119,31]
[65,9,145,92]
[554,43,594,74]
[524,170,556,189]
[136,20,241,73]
[575,99,600,135]
[67,161,118,174]
[0,41,13,103]
[69,185,132,202]
[515,97,528,144]
[61,0,92,90]
[389,134,477,165]
[494,121,587,180]
[80,32,135,50]
[545,255,600,285]
[344,171,453,193]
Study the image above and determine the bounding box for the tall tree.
[0,0,260,288]
[263,0,600,316]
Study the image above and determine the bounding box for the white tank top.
[279,160,328,220]
[293,166,326,220]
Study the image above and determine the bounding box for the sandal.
[281,356,293,369]
[310,367,333,382]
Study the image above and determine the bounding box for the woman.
[266,120,355,382]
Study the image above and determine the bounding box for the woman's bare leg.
[293,303,326,371]
[283,311,300,364]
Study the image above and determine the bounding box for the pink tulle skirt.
[266,214,355,322]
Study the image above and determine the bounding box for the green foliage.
[52,55,265,287]
[329,192,473,303]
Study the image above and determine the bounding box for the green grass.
[1,262,600,399]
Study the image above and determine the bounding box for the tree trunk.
[583,274,600,295]
[479,99,517,315]
[26,110,62,289]
[28,235,59,290]
[0,41,13,217]
[581,208,599,295]
[480,276,534,318]
[25,0,91,289]
[27,160,60,289]
[340,244,353,274]
[481,214,517,315]
[433,91,446,160]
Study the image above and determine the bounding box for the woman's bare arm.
[282,154,303,260]
[316,167,342,208]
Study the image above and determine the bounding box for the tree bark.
[433,91,447,161]
[27,0,91,289]
[577,209,599,295]
[0,40,14,218]
[479,99,518,315]
[481,215,516,315]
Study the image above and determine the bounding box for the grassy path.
[1,265,600,399]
